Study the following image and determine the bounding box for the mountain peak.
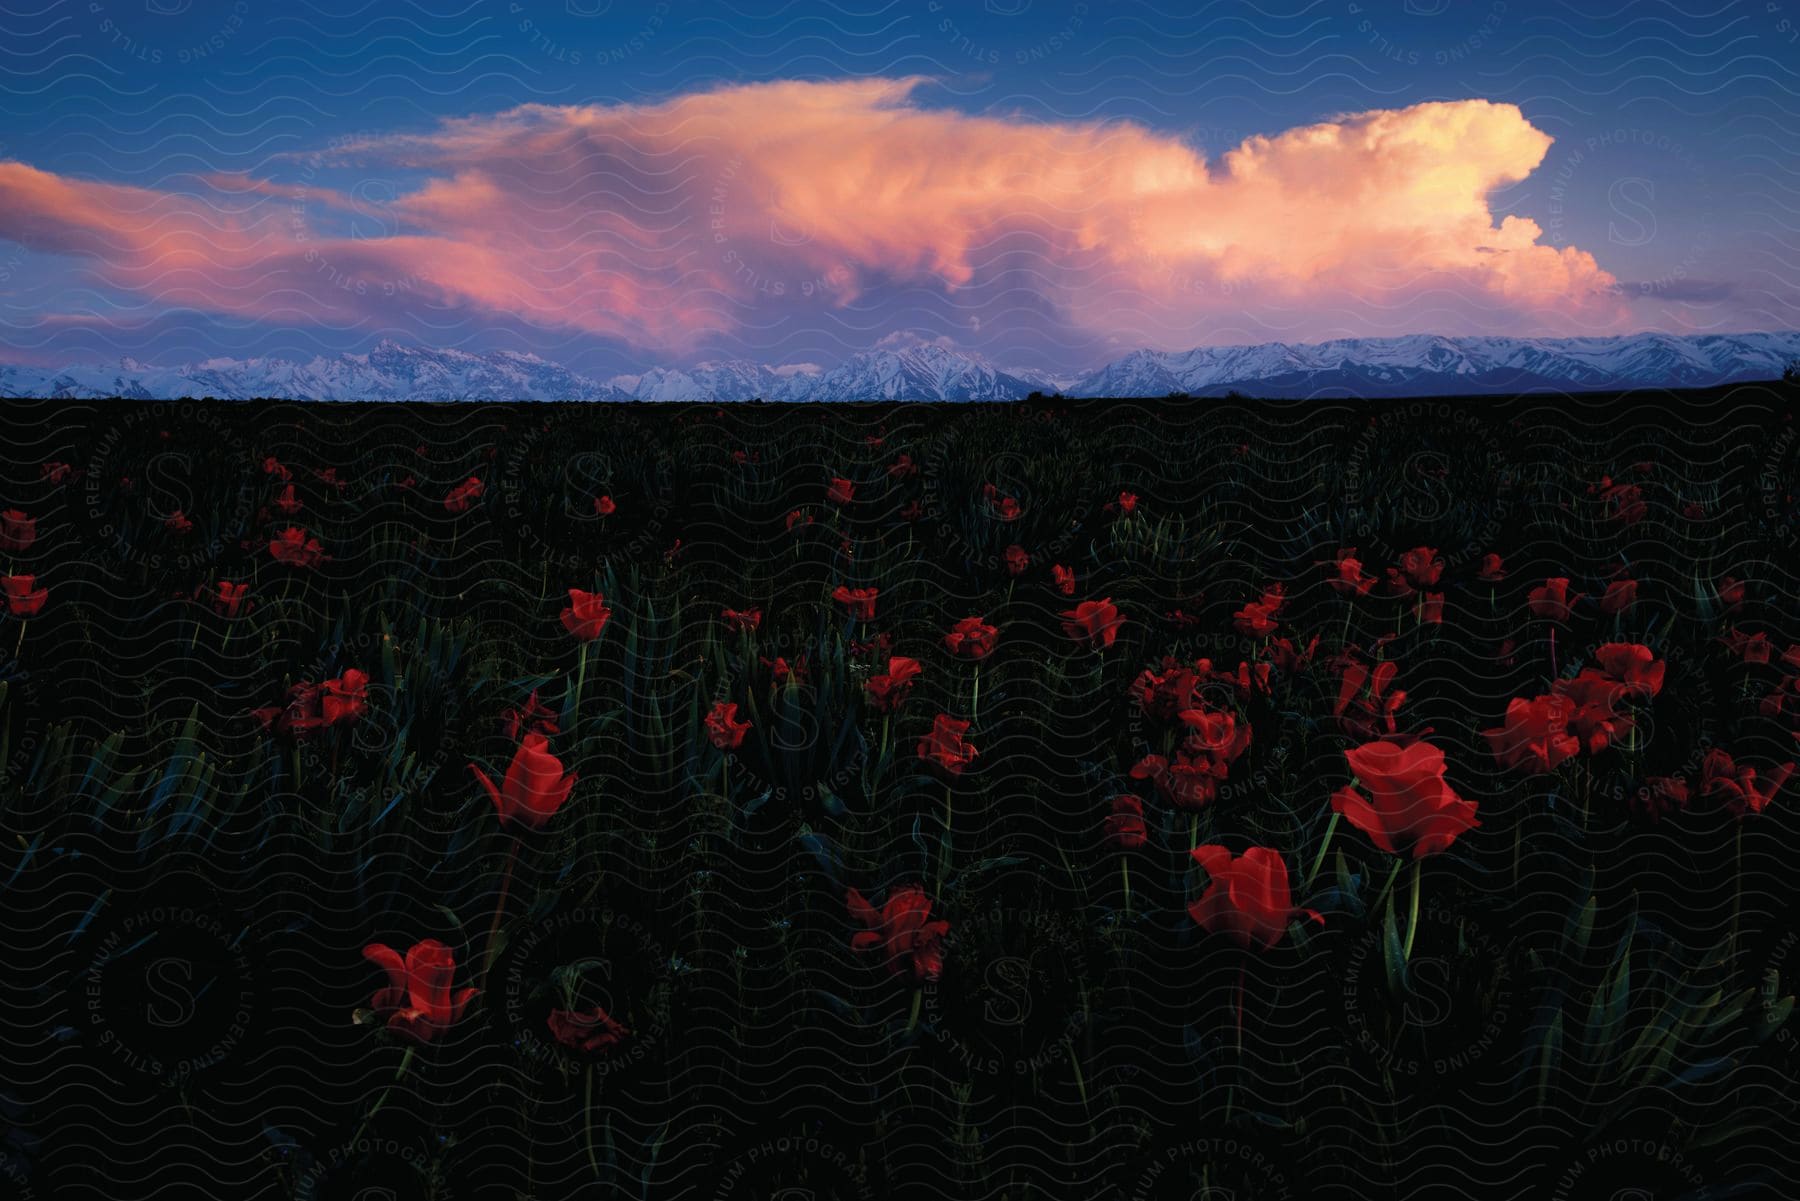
[3,330,1796,401]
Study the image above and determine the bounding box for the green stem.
[584,1062,600,1181]
[1303,812,1339,892]
[904,987,922,1037]
[351,1044,415,1147]
[937,784,953,889]
[1730,820,1743,953]
[1371,859,1403,912]
[573,640,590,728]
[484,838,520,982]
[1120,855,1131,918]
[1401,858,1423,963]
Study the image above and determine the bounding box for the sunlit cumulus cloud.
[0,78,1628,355]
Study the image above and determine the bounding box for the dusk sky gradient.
[1,0,1795,376]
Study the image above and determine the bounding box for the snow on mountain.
[794,344,1042,401]
[1072,331,1800,397]
[2,331,1796,401]
[0,341,632,401]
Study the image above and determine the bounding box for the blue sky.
[0,0,1794,375]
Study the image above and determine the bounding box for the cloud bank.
[0,78,1628,354]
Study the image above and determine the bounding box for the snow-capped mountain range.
[3,331,1797,401]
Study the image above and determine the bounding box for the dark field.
[1,386,1798,1199]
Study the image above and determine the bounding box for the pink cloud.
[0,80,1628,351]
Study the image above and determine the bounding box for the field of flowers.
[1,388,1798,1199]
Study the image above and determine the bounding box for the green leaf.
[1564,894,1596,963]
[1538,1012,1563,1107]
[1381,902,1408,997]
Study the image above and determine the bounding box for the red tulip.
[1233,598,1280,637]
[471,733,578,828]
[1061,598,1124,649]
[1600,479,1646,524]
[1593,642,1665,698]
[444,477,484,513]
[1484,694,1580,774]
[1561,684,1633,755]
[1003,545,1030,576]
[1761,674,1800,721]
[502,690,561,741]
[1527,577,1580,620]
[560,589,612,641]
[40,461,73,484]
[273,484,302,516]
[762,655,808,687]
[262,455,291,481]
[1699,749,1794,817]
[164,511,194,535]
[1723,627,1772,665]
[827,477,855,506]
[593,494,617,516]
[1051,564,1075,595]
[1476,553,1507,582]
[1599,579,1638,614]
[1,575,46,617]
[786,508,813,531]
[1633,776,1690,822]
[200,580,251,618]
[269,527,325,568]
[1419,592,1445,624]
[1329,549,1378,596]
[1104,794,1147,849]
[705,701,750,751]
[1133,658,1217,721]
[721,606,761,633]
[1718,575,1747,612]
[547,1006,629,1055]
[846,885,949,982]
[1338,739,1480,858]
[361,939,478,1044]
[1187,845,1321,951]
[1389,546,1444,593]
[887,453,918,480]
[865,656,922,713]
[0,510,35,553]
[1110,491,1139,515]
[917,713,977,777]
[1265,635,1318,674]
[831,585,877,620]
[983,484,1022,521]
[320,669,370,726]
[255,675,362,738]
[1334,657,1406,741]
[1129,708,1251,810]
[943,616,998,660]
